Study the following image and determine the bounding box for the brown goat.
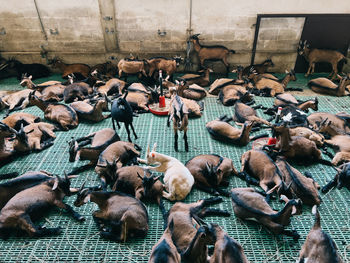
[242,59,274,76]
[95,141,141,189]
[63,82,93,103]
[308,112,350,135]
[28,92,79,130]
[308,75,349,96]
[276,158,321,206]
[209,223,250,263]
[231,187,301,240]
[0,122,17,164]
[118,58,148,80]
[298,40,347,80]
[1,89,37,116]
[297,206,343,262]
[70,98,110,122]
[179,68,213,87]
[2,112,40,130]
[68,128,120,174]
[185,154,238,196]
[234,102,271,127]
[208,78,244,95]
[190,34,235,71]
[176,81,207,101]
[74,189,148,242]
[96,78,127,95]
[289,127,324,147]
[218,85,252,106]
[0,174,83,239]
[49,58,91,79]
[147,56,182,79]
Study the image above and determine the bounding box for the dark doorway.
[294,15,350,74]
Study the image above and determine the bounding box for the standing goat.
[139,143,194,201]
[190,34,235,72]
[111,92,138,142]
[168,89,189,152]
[298,40,347,80]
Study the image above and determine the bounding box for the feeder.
[149,70,170,116]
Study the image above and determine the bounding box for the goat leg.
[174,131,178,152]
[0,172,19,179]
[130,122,138,139]
[321,177,337,193]
[282,229,300,241]
[56,202,85,222]
[184,132,188,152]
[124,124,132,142]
[197,208,231,218]
[68,163,94,175]
[195,184,220,196]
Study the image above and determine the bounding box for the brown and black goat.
[118,58,148,80]
[308,75,349,96]
[111,166,164,207]
[0,122,18,165]
[298,40,347,80]
[95,141,141,189]
[218,84,253,106]
[308,112,350,135]
[179,68,213,87]
[95,77,127,96]
[90,61,118,79]
[297,206,343,263]
[28,92,79,130]
[231,188,301,240]
[147,56,182,80]
[1,89,37,116]
[190,34,235,72]
[49,57,91,79]
[0,170,53,211]
[168,92,189,152]
[166,197,230,262]
[242,59,274,76]
[63,81,93,103]
[185,154,238,196]
[2,112,40,131]
[74,189,148,242]
[175,80,207,101]
[322,162,350,193]
[70,97,111,122]
[234,102,271,128]
[276,158,321,206]
[209,223,250,263]
[254,69,297,97]
[0,174,83,239]
[68,128,120,174]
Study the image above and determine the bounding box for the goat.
[4,58,50,80]
[218,84,253,106]
[239,150,286,199]
[148,221,181,263]
[117,58,148,80]
[234,102,271,127]
[12,122,56,152]
[111,92,138,142]
[2,112,40,130]
[138,143,194,201]
[74,189,148,242]
[308,75,349,96]
[231,187,301,240]
[185,154,238,196]
[298,40,347,80]
[49,57,90,79]
[28,92,79,130]
[0,122,19,165]
[20,74,62,89]
[209,223,250,263]
[254,69,297,97]
[273,123,333,165]
[242,59,274,76]
[63,81,93,103]
[90,61,117,78]
[68,128,120,174]
[95,77,127,96]
[208,78,244,95]
[166,197,230,262]
[0,170,53,211]
[111,166,164,206]
[308,112,350,135]
[190,34,235,72]
[322,162,350,193]
[147,56,182,80]
[176,81,207,101]
[324,135,350,154]
[206,118,257,146]
[167,92,189,152]
[297,206,343,263]
[276,158,321,206]
[0,174,83,239]
[179,68,213,87]
[70,97,110,122]
[1,89,37,116]
[266,95,318,116]
[95,141,141,189]
[289,127,324,147]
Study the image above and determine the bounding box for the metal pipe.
[33,0,48,41]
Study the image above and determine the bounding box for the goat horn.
[79,181,87,192]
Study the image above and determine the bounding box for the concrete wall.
[0,0,349,72]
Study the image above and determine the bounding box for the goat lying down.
[231,188,301,240]
[138,143,194,201]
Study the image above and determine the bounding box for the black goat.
[111,92,138,142]
[5,58,50,80]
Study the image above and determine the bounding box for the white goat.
[138,143,194,201]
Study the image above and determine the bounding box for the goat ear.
[52,178,59,191]
[83,194,90,203]
[311,205,317,215]
[147,144,150,156]
[285,69,289,74]
[29,75,32,80]
[69,188,79,193]
[205,162,211,172]
[291,205,297,215]
[152,143,157,152]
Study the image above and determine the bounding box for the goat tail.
[0,172,19,180]
[311,205,321,229]
[229,49,236,54]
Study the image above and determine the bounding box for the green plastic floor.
[0,73,350,262]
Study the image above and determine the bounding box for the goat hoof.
[77,216,86,222]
